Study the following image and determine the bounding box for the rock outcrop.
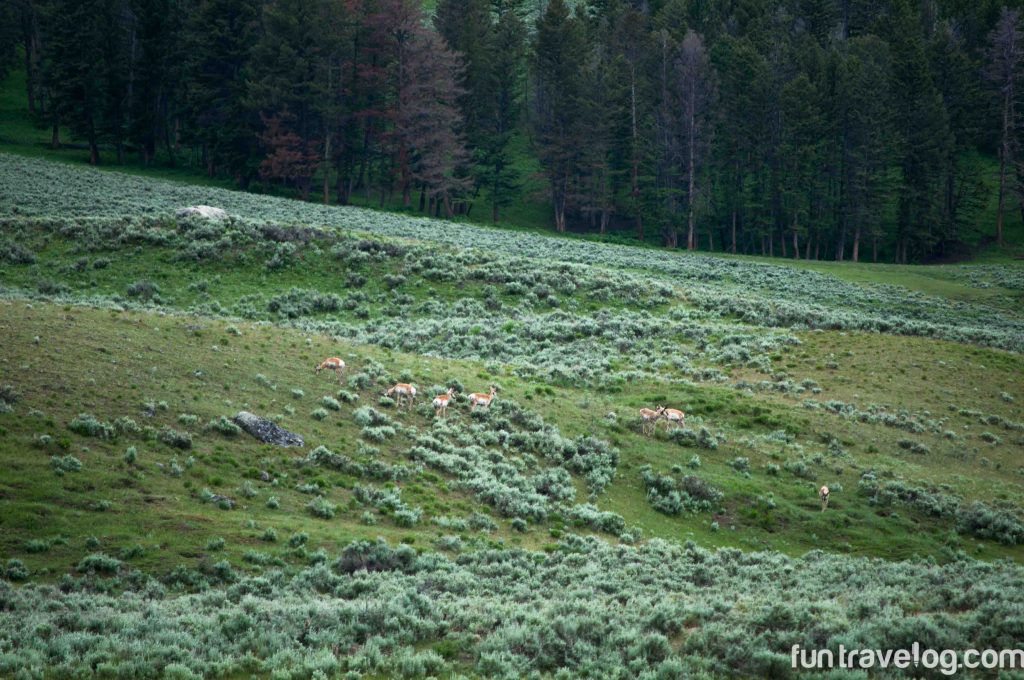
[175,205,228,220]
[232,411,304,447]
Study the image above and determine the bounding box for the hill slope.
[1,154,1023,677]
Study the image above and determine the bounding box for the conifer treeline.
[4,0,1023,261]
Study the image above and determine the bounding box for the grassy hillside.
[1,154,1024,677]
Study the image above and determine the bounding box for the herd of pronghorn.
[317,357,832,511]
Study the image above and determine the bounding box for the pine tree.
[477,9,526,222]
[836,36,897,262]
[39,0,114,164]
[887,0,951,262]
[258,107,320,198]
[0,2,21,82]
[779,73,822,258]
[129,0,184,166]
[248,0,333,199]
[181,0,261,183]
[986,7,1023,246]
[377,0,471,215]
[676,31,714,250]
[711,35,771,254]
[930,23,985,252]
[531,0,586,232]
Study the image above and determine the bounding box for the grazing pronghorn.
[432,387,456,418]
[819,485,830,511]
[660,407,685,431]
[315,357,346,383]
[639,406,665,435]
[385,383,417,409]
[467,386,496,410]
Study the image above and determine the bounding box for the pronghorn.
[467,386,496,410]
[819,485,830,511]
[660,407,685,431]
[432,387,456,418]
[315,357,346,383]
[385,383,417,409]
[639,406,665,435]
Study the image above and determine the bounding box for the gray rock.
[233,411,304,447]
[175,205,228,220]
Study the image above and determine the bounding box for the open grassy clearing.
[4,299,1019,572]
[1,300,1023,676]
[1,154,1024,677]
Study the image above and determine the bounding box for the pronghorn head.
[314,363,321,374]
[820,485,829,498]
[384,386,395,398]
[656,406,665,415]
[490,385,497,396]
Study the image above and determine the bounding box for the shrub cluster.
[640,466,723,515]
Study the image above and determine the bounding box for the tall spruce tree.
[531,0,586,232]
[986,7,1024,246]
[887,0,951,262]
[181,0,260,184]
[478,8,526,221]
[40,0,118,164]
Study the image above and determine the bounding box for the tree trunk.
[686,100,696,250]
[665,228,677,248]
[51,120,60,149]
[852,224,861,262]
[731,210,737,254]
[997,89,1010,246]
[23,22,37,114]
[87,113,100,165]
[792,221,799,259]
[322,134,331,205]
[630,65,642,242]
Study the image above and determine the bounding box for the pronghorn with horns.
[467,386,496,410]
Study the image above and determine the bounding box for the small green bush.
[158,426,192,449]
[307,496,337,519]
[69,413,115,439]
